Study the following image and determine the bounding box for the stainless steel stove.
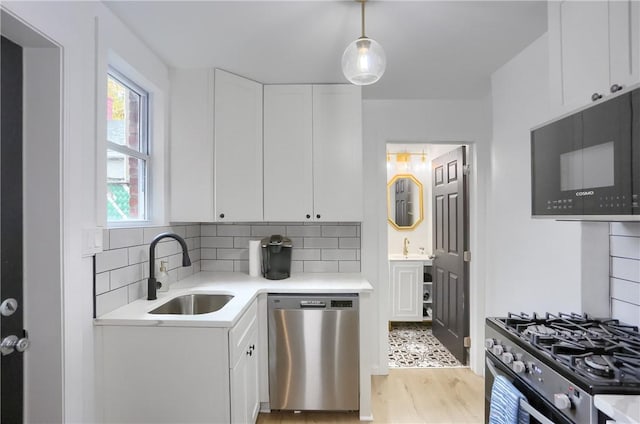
[485,312,640,424]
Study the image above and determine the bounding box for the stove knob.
[492,344,504,356]
[501,352,514,364]
[512,361,526,374]
[554,393,571,410]
[484,338,495,349]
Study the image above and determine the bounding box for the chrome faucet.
[403,237,410,257]
[147,232,191,300]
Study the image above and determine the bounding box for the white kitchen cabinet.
[263,85,314,221]
[549,0,639,113]
[169,68,215,222]
[214,69,263,222]
[229,300,259,424]
[97,300,259,424]
[313,85,363,222]
[263,84,363,222]
[389,260,423,322]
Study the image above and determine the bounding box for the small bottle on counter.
[157,260,170,292]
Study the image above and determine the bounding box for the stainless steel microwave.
[531,87,640,220]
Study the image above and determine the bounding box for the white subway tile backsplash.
[321,225,357,237]
[217,225,251,237]
[304,261,339,273]
[304,237,339,248]
[102,229,110,250]
[339,238,361,249]
[286,225,321,237]
[217,248,248,260]
[339,261,361,273]
[201,260,234,272]
[251,225,286,237]
[610,235,640,260]
[110,264,143,290]
[610,222,640,237]
[110,228,144,249]
[201,237,234,248]
[96,272,110,295]
[95,222,359,317]
[611,257,640,283]
[611,278,640,306]
[128,245,149,265]
[95,249,128,273]
[322,249,356,261]
[292,249,321,261]
[611,299,640,327]
[201,225,217,237]
[96,287,128,316]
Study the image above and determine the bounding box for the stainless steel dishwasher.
[268,294,359,411]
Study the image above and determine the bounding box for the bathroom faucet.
[147,232,191,300]
[403,237,410,257]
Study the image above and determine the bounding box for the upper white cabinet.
[263,84,363,222]
[549,0,639,113]
[169,68,215,222]
[263,85,314,221]
[312,85,363,222]
[214,69,263,222]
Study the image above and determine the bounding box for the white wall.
[488,33,584,316]
[362,99,492,375]
[3,2,170,422]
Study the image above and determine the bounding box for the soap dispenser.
[157,260,170,292]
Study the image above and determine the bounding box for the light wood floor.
[257,368,485,424]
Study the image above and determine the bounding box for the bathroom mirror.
[387,174,424,230]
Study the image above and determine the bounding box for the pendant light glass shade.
[342,0,386,86]
[342,37,386,85]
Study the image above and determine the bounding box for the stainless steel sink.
[149,294,234,315]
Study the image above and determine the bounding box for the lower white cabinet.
[389,261,423,322]
[97,299,259,424]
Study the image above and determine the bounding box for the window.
[106,69,149,222]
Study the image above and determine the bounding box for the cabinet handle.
[591,92,603,102]
[306,214,311,219]
[219,213,225,219]
[246,349,253,356]
[316,214,321,219]
[610,83,623,93]
[249,344,255,351]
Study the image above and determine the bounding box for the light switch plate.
[82,228,104,257]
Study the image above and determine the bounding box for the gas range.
[485,313,640,424]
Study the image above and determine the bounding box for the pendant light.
[342,0,386,86]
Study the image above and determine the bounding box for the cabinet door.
[263,85,314,221]
[246,330,260,423]
[560,1,610,109]
[230,329,259,424]
[214,69,263,221]
[389,261,423,321]
[169,69,214,222]
[312,85,363,222]
[609,0,638,89]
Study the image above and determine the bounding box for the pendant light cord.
[361,0,366,38]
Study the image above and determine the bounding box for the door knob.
[0,298,18,317]
[0,334,30,356]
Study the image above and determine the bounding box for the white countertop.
[594,395,640,424]
[388,253,433,264]
[94,272,373,328]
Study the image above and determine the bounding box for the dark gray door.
[1,35,25,423]
[431,146,469,364]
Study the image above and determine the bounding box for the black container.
[261,235,292,280]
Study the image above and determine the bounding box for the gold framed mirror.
[387,174,424,230]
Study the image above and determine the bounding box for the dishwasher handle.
[300,300,327,308]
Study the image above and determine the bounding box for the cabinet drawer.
[229,299,258,364]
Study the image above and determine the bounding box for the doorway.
[386,142,470,367]
[1,8,64,422]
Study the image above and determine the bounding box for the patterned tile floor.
[388,323,464,368]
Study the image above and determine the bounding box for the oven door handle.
[486,357,556,424]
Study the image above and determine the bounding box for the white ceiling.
[104,1,547,100]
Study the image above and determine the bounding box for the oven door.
[485,353,574,424]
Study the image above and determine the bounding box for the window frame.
[106,66,151,224]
